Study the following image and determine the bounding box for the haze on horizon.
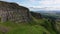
[1,0,60,11]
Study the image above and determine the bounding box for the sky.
[1,0,60,10]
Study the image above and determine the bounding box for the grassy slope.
[0,17,57,34]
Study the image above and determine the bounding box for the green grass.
[7,25,48,34]
[0,22,49,34]
[32,17,57,34]
[0,17,57,34]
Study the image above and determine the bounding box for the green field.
[0,17,57,34]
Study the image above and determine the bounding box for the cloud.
[29,0,35,2]
[39,1,54,5]
[39,0,60,6]
[29,0,60,10]
[35,0,60,8]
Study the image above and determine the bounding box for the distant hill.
[30,11,42,19]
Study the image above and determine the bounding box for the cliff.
[0,1,31,23]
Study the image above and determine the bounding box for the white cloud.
[39,1,54,5]
[33,0,60,10]
[29,0,35,2]
[29,0,60,10]
[39,0,60,6]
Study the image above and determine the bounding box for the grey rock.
[0,1,31,23]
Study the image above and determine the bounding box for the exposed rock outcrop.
[0,1,31,23]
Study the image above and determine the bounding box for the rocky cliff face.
[0,1,31,23]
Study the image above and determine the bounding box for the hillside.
[0,15,58,34]
[30,11,60,34]
[0,1,60,34]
